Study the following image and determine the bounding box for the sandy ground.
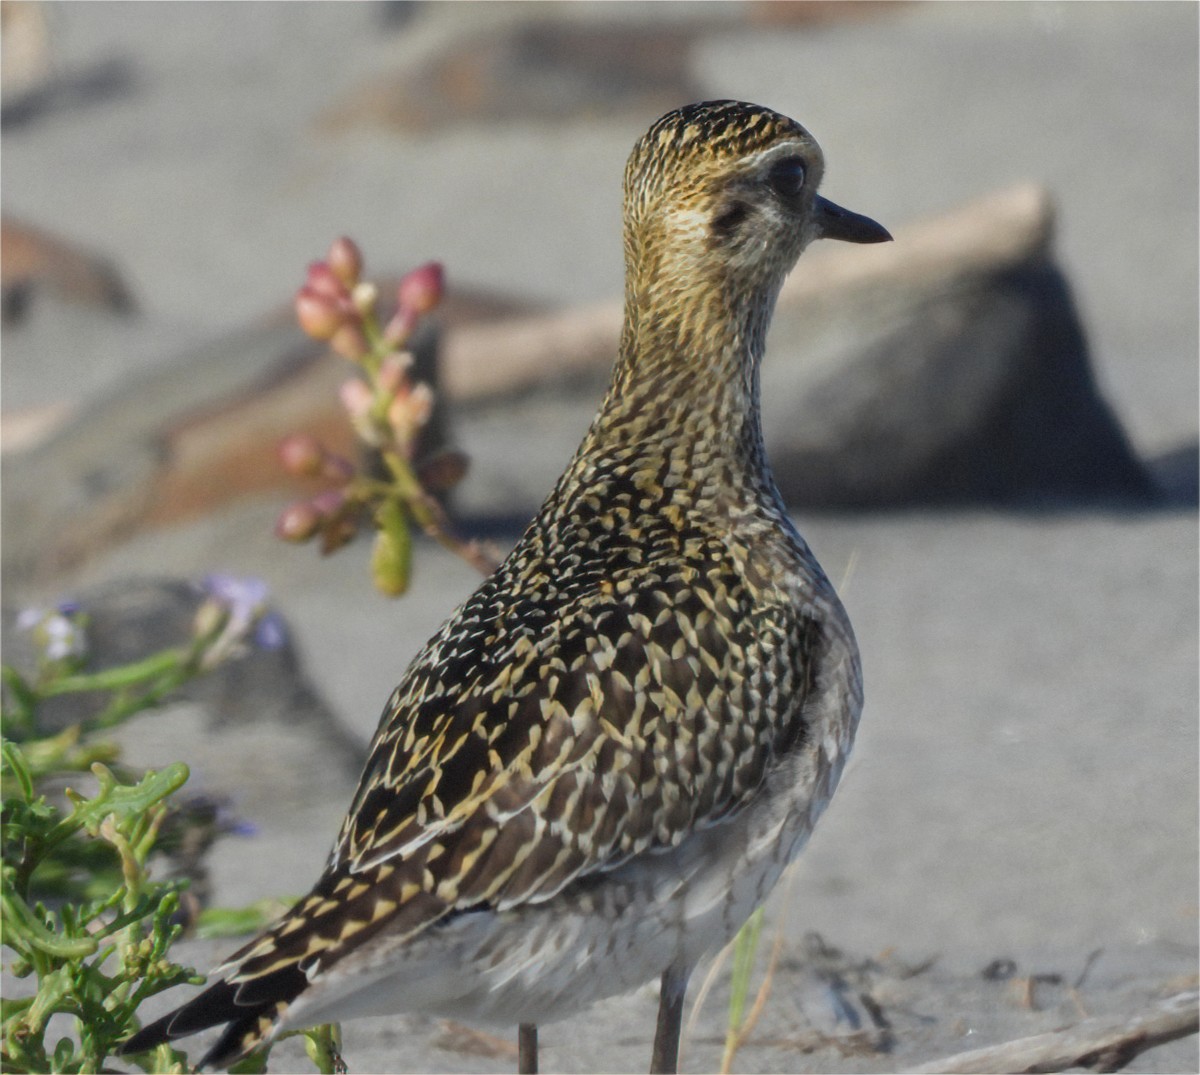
[2,3,1197,1073]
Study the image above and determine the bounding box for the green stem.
[379,450,496,577]
[380,449,423,499]
[357,310,386,378]
[86,666,194,733]
[39,648,192,698]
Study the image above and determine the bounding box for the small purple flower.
[195,573,283,667]
[253,611,288,652]
[202,574,269,629]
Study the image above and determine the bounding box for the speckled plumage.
[123,100,888,1072]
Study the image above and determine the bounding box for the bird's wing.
[329,555,811,905]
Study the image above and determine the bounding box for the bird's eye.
[767,156,807,199]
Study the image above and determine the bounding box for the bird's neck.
[579,273,783,479]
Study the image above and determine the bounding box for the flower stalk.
[281,238,496,594]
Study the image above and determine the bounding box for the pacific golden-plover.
[123,100,889,1073]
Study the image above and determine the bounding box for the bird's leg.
[649,964,691,1074]
[518,1022,538,1074]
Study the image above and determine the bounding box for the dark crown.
[637,100,810,160]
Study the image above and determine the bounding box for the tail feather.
[120,973,301,1070]
[198,1003,289,1072]
[119,854,449,1066]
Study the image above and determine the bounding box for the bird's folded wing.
[221,564,810,990]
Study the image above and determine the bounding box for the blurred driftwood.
[1,217,137,324]
[905,988,1199,1074]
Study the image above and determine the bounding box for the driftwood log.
[905,989,1199,1075]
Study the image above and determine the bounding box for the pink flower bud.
[329,322,369,361]
[382,307,418,348]
[277,433,326,478]
[377,352,413,396]
[275,501,321,542]
[327,237,363,288]
[396,262,444,319]
[340,378,381,445]
[283,488,358,554]
[338,378,374,420]
[406,382,435,428]
[386,382,435,454]
[310,488,349,520]
[295,287,345,341]
[304,261,348,300]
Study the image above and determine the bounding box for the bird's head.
[623,100,891,304]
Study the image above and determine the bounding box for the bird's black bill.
[814,196,892,244]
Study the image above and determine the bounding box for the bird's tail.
[119,962,306,1070]
[120,858,440,1069]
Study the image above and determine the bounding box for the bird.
[122,99,889,1074]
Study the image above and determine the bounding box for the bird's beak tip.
[815,195,892,245]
